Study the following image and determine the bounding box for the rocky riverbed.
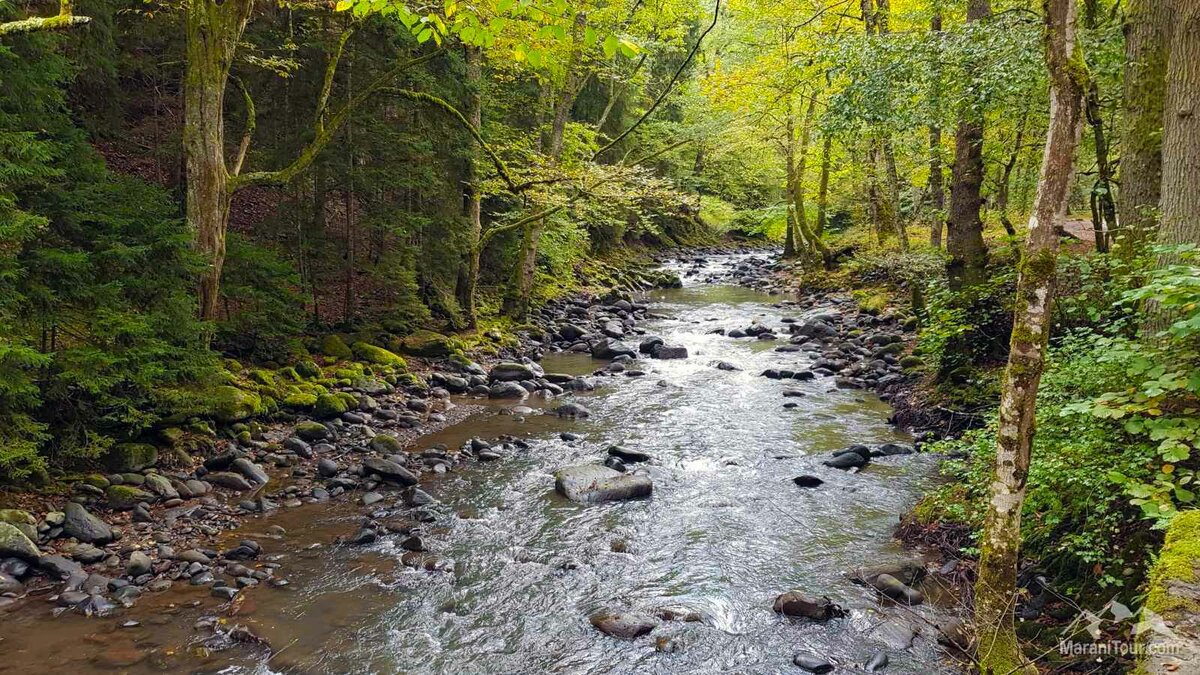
[0,250,967,673]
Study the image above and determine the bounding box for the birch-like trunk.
[973,0,1084,671]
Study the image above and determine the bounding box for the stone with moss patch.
[0,522,40,561]
[370,434,404,454]
[1139,510,1200,673]
[283,392,318,409]
[320,335,353,360]
[210,386,263,423]
[352,342,407,368]
[314,393,350,419]
[401,330,455,357]
[0,510,37,540]
[899,355,925,369]
[106,485,154,510]
[107,443,158,472]
[295,360,322,379]
[295,421,332,441]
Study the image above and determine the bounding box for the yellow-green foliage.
[853,288,890,315]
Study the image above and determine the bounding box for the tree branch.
[229,76,257,177]
[379,87,521,194]
[0,0,90,36]
[592,0,720,160]
[315,27,355,136]
[230,48,444,190]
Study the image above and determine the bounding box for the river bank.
[0,248,971,674]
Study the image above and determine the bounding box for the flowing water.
[0,256,956,674]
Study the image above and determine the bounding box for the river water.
[0,256,955,674]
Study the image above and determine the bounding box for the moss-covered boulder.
[283,392,318,410]
[370,434,404,454]
[352,342,407,368]
[295,360,322,379]
[158,427,185,447]
[0,522,40,561]
[401,330,455,357]
[1140,510,1200,673]
[899,355,925,370]
[314,393,350,419]
[295,421,332,441]
[106,485,155,510]
[107,443,158,472]
[320,335,353,360]
[0,510,37,540]
[82,474,111,490]
[210,385,263,423]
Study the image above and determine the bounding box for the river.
[0,255,956,674]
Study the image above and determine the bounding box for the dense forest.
[2,0,1199,671]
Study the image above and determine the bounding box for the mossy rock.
[320,334,353,360]
[295,421,331,441]
[277,366,301,382]
[283,392,318,409]
[210,386,263,423]
[106,485,154,510]
[369,435,404,454]
[1146,510,1200,617]
[333,363,366,381]
[223,358,244,372]
[395,372,427,390]
[351,342,407,368]
[82,474,111,490]
[295,360,322,379]
[248,369,276,386]
[314,393,350,419]
[0,510,37,540]
[0,522,40,561]
[899,355,925,369]
[107,443,158,472]
[400,330,455,357]
[158,427,185,447]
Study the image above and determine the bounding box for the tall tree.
[928,10,946,248]
[1116,0,1170,257]
[456,47,485,327]
[973,0,1085,671]
[946,0,990,291]
[1082,0,1115,253]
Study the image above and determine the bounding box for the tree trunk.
[1117,0,1171,257]
[974,0,1084,671]
[457,47,483,327]
[505,14,587,319]
[1144,0,1200,337]
[1082,0,1116,254]
[792,93,832,267]
[997,107,1029,237]
[783,105,802,259]
[816,132,832,235]
[185,0,253,320]
[929,12,946,248]
[946,0,991,291]
[881,137,907,251]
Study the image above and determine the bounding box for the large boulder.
[772,591,845,621]
[0,509,37,539]
[210,386,263,423]
[63,503,114,544]
[0,522,40,562]
[489,382,528,399]
[106,443,157,472]
[401,330,455,357]
[351,342,408,368]
[554,465,652,504]
[651,345,688,360]
[850,560,927,588]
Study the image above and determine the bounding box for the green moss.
[82,473,111,490]
[210,385,263,423]
[106,443,158,472]
[277,366,301,382]
[352,342,407,368]
[283,392,318,409]
[314,393,350,418]
[158,427,185,447]
[853,288,890,315]
[106,484,154,510]
[294,421,331,441]
[899,355,925,369]
[248,369,275,386]
[1145,510,1200,617]
[295,360,322,379]
[400,329,456,357]
[320,334,353,360]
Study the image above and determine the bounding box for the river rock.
[792,653,834,673]
[871,443,915,457]
[554,465,652,503]
[317,458,339,478]
[232,458,270,485]
[143,473,178,500]
[63,503,114,544]
[869,573,925,605]
[206,472,253,491]
[715,360,741,371]
[591,339,637,360]
[489,362,536,382]
[363,457,419,486]
[823,451,869,470]
[793,475,824,488]
[0,523,40,562]
[554,402,591,418]
[651,344,688,359]
[126,551,152,576]
[489,382,528,399]
[607,446,651,463]
[851,560,927,587]
[589,611,656,638]
[773,591,845,621]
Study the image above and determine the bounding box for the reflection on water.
[0,257,953,674]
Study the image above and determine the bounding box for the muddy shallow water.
[0,257,956,674]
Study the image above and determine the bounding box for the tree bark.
[1117,0,1170,257]
[792,93,832,267]
[816,132,833,236]
[1143,0,1199,337]
[929,12,946,248]
[946,0,991,291]
[456,47,484,327]
[974,0,1084,671]
[185,0,254,321]
[996,106,1029,237]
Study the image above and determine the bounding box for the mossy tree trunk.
[1117,0,1170,257]
[791,92,832,267]
[947,0,990,291]
[973,0,1084,671]
[816,132,832,236]
[457,47,484,327]
[1144,0,1200,337]
[928,11,946,248]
